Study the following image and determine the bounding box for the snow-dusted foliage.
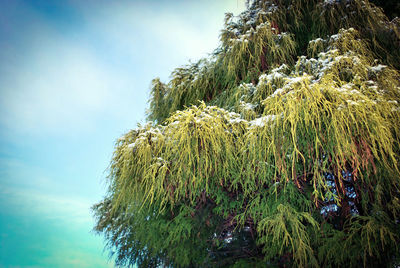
[94,1,400,267]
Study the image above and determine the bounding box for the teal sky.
[0,0,245,267]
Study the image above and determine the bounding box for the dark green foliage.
[93,0,400,267]
[369,0,400,20]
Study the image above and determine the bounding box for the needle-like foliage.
[93,0,400,267]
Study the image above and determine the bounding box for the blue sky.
[0,0,245,267]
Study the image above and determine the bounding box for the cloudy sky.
[0,0,245,267]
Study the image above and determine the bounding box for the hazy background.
[0,0,245,267]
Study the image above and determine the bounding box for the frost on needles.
[92,0,400,267]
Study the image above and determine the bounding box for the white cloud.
[1,41,122,133]
[0,158,101,226]
[0,0,246,138]
[1,185,95,226]
[74,0,245,71]
[145,13,219,60]
[0,28,144,137]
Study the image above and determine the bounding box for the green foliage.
[257,203,319,267]
[93,0,400,267]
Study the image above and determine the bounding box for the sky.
[0,0,245,267]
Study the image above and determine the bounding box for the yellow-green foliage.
[257,204,319,267]
[111,104,247,211]
[94,1,400,267]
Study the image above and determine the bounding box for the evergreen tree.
[93,0,400,267]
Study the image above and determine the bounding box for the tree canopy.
[93,0,400,267]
